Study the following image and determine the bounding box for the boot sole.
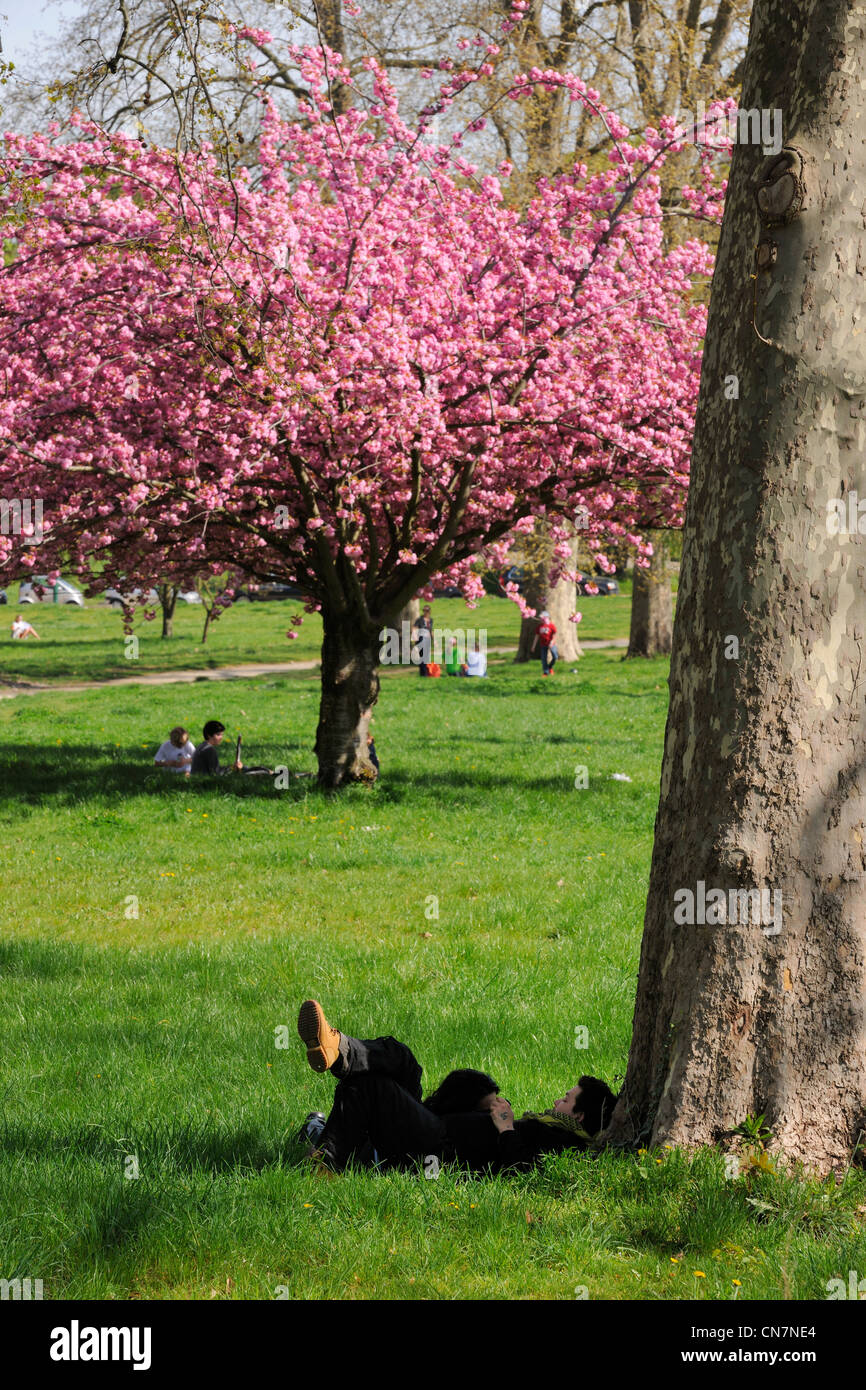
[298,1000,338,1073]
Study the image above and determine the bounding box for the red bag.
[427,662,442,678]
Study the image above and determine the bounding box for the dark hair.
[423,1069,499,1116]
[574,1076,617,1135]
[203,720,225,740]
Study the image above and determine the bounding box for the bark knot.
[752,148,806,228]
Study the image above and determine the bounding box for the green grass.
[0,652,862,1300]
[0,587,634,684]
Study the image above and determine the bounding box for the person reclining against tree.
[295,1000,617,1174]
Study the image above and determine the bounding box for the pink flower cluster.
[0,40,729,621]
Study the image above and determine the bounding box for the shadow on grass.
[0,1118,303,1175]
[0,746,318,808]
[0,744,619,807]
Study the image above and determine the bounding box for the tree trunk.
[625,531,672,658]
[605,0,866,1174]
[158,584,178,640]
[315,609,381,789]
[395,597,420,664]
[316,0,349,115]
[514,528,583,663]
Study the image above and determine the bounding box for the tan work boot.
[297,999,342,1073]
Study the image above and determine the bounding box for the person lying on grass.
[190,720,242,776]
[296,1000,617,1174]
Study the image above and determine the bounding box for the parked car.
[103,585,202,608]
[496,565,526,595]
[241,579,304,601]
[432,584,463,598]
[103,586,159,609]
[19,577,85,606]
[575,571,620,596]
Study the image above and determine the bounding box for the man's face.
[210,731,225,746]
[553,1084,583,1119]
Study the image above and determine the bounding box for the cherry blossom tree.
[0,33,728,786]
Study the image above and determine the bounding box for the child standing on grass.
[531,611,558,676]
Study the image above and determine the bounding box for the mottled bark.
[158,583,178,640]
[606,0,866,1174]
[626,532,672,658]
[314,609,380,789]
[515,529,583,662]
[396,597,420,664]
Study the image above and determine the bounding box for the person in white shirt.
[11,614,40,640]
[466,646,487,678]
[154,726,196,774]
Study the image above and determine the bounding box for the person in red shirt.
[531,610,558,675]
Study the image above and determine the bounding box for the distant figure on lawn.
[412,604,434,676]
[11,613,40,640]
[190,720,243,776]
[153,726,195,775]
[464,644,487,678]
[295,999,617,1174]
[531,611,558,676]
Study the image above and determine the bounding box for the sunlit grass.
[0,651,861,1299]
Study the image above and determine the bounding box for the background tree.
[157,581,180,639]
[624,527,672,657]
[605,0,866,1173]
[5,3,750,655]
[0,44,725,787]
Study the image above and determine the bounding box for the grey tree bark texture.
[515,532,583,663]
[626,530,673,658]
[605,0,866,1174]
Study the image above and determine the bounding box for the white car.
[19,577,84,606]
[104,587,202,608]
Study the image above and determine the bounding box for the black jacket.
[441,1111,589,1174]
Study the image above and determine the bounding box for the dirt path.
[0,639,628,699]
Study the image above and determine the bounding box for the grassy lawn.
[0,650,862,1300]
[0,588,635,685]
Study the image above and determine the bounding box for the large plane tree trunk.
[514,528,583,662]
[625,531,672,658]
[605,0,866,1175]
[314,607,381,789]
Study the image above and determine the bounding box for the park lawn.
[0,651,861,1301]
[0,587,635,684]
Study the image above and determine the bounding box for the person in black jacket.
[296,1000,617,1174]
[190,720,243,776]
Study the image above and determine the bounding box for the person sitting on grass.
[190,720,243,776]
[295,1000,617,1174]
[11,613,40,640]
[153,726,195,775]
